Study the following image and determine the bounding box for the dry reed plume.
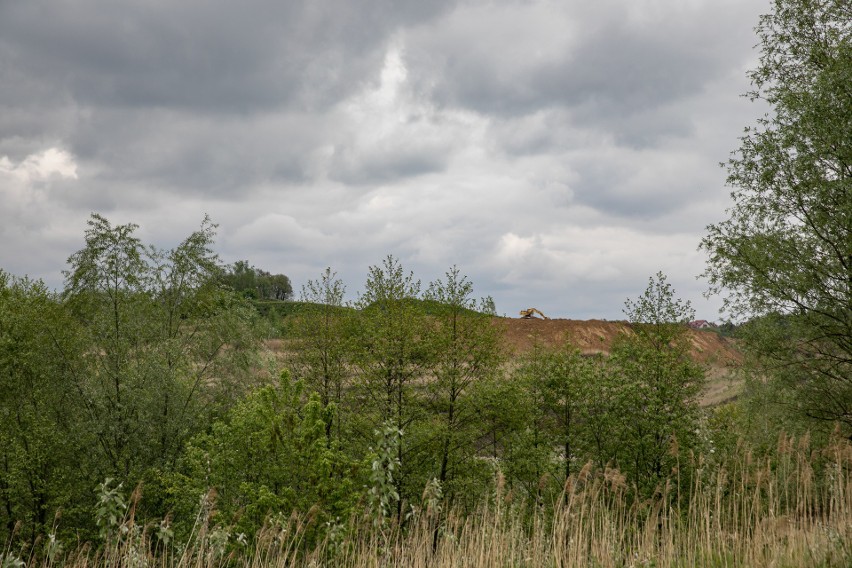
[6,434,852,567]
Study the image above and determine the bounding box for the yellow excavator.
[519,308,549,320]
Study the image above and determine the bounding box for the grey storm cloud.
[0,0,455,187]
[403,1,758,143]
[0,0,769,319]
[0,0,452,111]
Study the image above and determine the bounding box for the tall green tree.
[222,260,258,298]
[575,353,620,471]
[537,347,600,482]
[0,273,85,541]
[62,214,262,484]
[610,273,704,492]
[701,0,852,431]
[504,341,559,503]
[422,267,502,503]
[289,268,353,444]
[504,343,607,501]
[351,256,428,517]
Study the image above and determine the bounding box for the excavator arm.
[519,308,549,320]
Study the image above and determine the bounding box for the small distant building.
[688,320,716,330]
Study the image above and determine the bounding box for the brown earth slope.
[268,317,744,407]
[497,318,740,363]
[496,317,743,405]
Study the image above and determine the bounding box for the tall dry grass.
[7,433,852,567]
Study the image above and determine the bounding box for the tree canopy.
[221,260,293,301]
[701,0,852,430]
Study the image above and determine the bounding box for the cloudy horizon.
[0,0,769,320]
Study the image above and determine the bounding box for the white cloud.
[0,147,78,184]
[0,148,82,284]
[0,147,79,213]
[482,223,719,318]
[325,39,485,184]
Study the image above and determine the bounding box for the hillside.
[269,313,744,406]
[496,317,743,406]
[497,317,741,362]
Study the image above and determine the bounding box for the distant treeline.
[221,259,292,300]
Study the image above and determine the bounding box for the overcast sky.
[0,0,769,320]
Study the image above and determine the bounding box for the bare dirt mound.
[496,318,740,362]
[496,317,743,405]
[268,317,744,406]
[497,318,629,356]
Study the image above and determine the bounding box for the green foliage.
[472,372,529,463]
[12,436,852,567]
[288,268,353,444]
[351,256,430,518]
[576,353,621,469]
[94,479,127,542]
[169,372,357,540]
[61,214,263,485]
[422,267,503,504]
[0,272,87,541]
[503,342,560,502]
[506,343,617,502]
[221,260,293,301]
[610,273,704,492]
[534,346,601,482]
[366,422,403,530]
[701,0,852,432]
[498,275,705,499]
[624,272,695,342]
[3,3,852,554]
[3,218,800,554]
[0,213,270,544]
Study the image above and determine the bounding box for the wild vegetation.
[2,226,850,567]
[1,0,849,565]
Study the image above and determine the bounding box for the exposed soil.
[495,317,744,405]
[497,317,741,361]
[267,316,745,406]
